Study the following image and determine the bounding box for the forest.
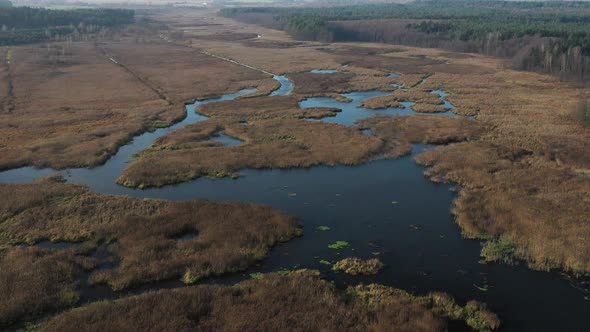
[0,7,134,45]
[221,0,590,80]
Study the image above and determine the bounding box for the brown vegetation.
[412,103,450,113]
[0,39,272,171]
[0,247,95,328]
[412,57,590,273]
[360,115,482,145]
[119,118,384,188]
[360,88,441,110]
[0,178,301,291]
[39,270,499,332]
[290,71,394,96]
[332,257,384,275]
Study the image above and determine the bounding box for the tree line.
[0,7,134,46]
[220,0,590,80]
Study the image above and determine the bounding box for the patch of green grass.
[319,259,331,265]
[480,238,515,264]
[328,241,350,249]
[277,268,291,276]
[316,226,330,231]
[181,271,201,284]
[249,272,264,280]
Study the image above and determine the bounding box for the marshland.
[1,1,590,331]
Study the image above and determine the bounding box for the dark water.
[1,73,589,331]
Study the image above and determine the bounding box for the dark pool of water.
[1,72,589,331]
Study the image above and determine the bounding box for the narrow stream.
[1,72,589,331]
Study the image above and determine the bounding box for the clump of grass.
[332,257,384,275]
[319,259,331,265]
[328,241,350,249]
[316,226,330,231]
[480,238,515,264]
[430,293,501,331]
[249,272,264,280]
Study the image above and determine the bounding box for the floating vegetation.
[250,272,264,280]
[319,260,331,265]
[480,238,515,264]
[332,257,384,275]
[473,284,489,292]
[288,193,297,197]
[316,226,331,231]
[328,241,350,249]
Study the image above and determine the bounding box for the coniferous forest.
[0,5,134,45]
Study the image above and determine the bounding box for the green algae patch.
[328,241,350,249]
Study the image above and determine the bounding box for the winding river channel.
[1,71,589,331]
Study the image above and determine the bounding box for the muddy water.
[1,73,589,331]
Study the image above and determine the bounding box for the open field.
[39,270,500,332]
[0,38,272,170]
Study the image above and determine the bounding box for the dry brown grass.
[119,118,384,188]
[412,103,450,113]
[0,178,301,290]
[416,143,590,272]
[332,257,384,275]
[360,94,404,109]
[39,270,499,332]
[360,89,441,109]
[290,71,394,97]
[0,247,95,328]
[0,38,272,171]
[360,115,483,145]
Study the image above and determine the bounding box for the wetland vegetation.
[0,2,589,331]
